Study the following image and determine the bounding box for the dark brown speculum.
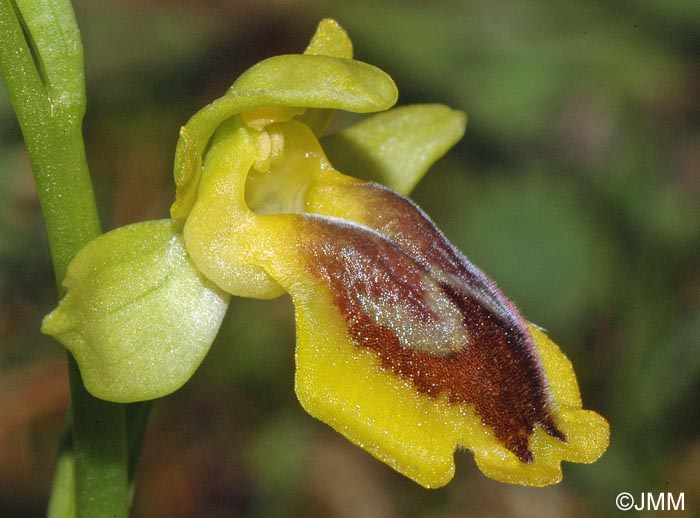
[303,184,566,462]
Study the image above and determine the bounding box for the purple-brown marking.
[302,184,565,462]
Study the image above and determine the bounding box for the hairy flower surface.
[43,19,608,487]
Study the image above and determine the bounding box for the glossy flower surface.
[43,19,608,487]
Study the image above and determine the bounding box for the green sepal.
[304,18,353,58]
[202,53,396,143]
[299,18,354,135]
[172,53,397,221]
[42,219,230,402]
[322,104,466,195]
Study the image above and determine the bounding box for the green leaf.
[42,220,230,402]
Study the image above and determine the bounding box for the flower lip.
[299,185,566,464]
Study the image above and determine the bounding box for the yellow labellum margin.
[42,18,609,487]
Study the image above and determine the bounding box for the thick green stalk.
[0,1,137,516]
[0,0,99,283]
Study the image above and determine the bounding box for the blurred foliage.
[1,0,699,516]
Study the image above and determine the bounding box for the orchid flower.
[42,19,608,488]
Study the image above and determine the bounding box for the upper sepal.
[172,26,397,221]
[300,18,354,136]
[304,18,353,58]
[179,53,396,161]
[41,220,230,402]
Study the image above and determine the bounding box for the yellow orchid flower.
[42,19,608,488]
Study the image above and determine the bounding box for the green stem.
[0,1,146,516]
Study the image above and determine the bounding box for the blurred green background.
[1,1,699,516]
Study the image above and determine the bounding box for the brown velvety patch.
[301,185,565,462]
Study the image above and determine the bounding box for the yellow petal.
[323,104,466,194]
[170,126,203,221]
